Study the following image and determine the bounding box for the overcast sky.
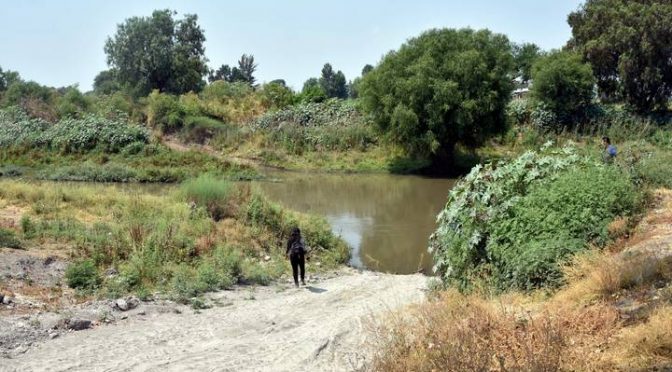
[0,0,584,91]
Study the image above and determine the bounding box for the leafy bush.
[429,145,637,290]
[65,259,101,290]
[251,99,376,152]
[488,166,639,289]
[0,228,21,249]
[0,107,149,153]
[180,174,234,220]
[634,150,672,188]
[146,90,186,132]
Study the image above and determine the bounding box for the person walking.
[286,227,306,287]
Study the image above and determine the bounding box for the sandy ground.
[3,270,426,372]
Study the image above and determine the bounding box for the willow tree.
[360,28,514,169]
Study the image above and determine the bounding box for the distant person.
[286,227,306,287]
[602,136,617,163]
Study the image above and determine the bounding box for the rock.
[67,319,92,331]
[137,310,146,316]
[0,294,4,304]
[121,315,128,320]
[44,256,55,266]
[105,267,118,277]
[116,299,129,311]
[126,296,140,310]
[49,332,59,339]
[3,296,13,305]
[263,255,271,261]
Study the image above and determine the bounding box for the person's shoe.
[294,282,299,288]
[301,280,306,286]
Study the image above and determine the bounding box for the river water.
[255,172,455,274]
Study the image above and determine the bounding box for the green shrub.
[196,260,234,291]
[0,228,21,248]
[180,174,234,220]
[169,264,206,303]
[428,145,639,291]
[488,166,639,289]
[241,261,273,285]
[182,115,226,143]
[65,259,101,290]
[634,150,672,188]
[146,90,186,132]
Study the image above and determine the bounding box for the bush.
[65,259,101,290]
[146,90,186,132]
[634,150,672,188]
[429,145,640,291]
[0,228,21,249]
[169,264,206,303]
[489,166,639,289]
[180,174,234,220]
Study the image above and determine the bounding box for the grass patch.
[0,227,21,248]
[180,174,234,220]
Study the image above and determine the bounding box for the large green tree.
[0,67,21,93]
[530,51,595,125]
[568,0,672,111]
[360,28,514,167]
[103,10,208,96]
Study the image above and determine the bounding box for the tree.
[93,69,121,95]
[237,54,257,85]
[530,51,595,125]
[360,28,514,168]
[568,0,672,111]
[0,67,21,92]
[512,43,542,84]
[361,64,374,76]
[261,81,295,109]
[103,9,208,96]
[301,78,327,103]
[208,54,257,85]
[319,63,347,99]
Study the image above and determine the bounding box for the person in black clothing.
[286,227,306,287]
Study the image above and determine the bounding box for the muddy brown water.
[255,172,455,274]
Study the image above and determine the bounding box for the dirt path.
[5,270,426,372]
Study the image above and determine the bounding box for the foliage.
[179,174,234,220]
[260,82,296,110]
[488,166,638,289]
[300,78,327,103]
[65,259,101,290]
[209,54,257,85]
[512,42,542,83]
[250,99,376,152]
[56,86,91,119]
[93,69,121,95]
[104,9,208,96]
[319,63,347,99]
[360,28,514,167]
[0,228,21,249]
[430,145,595,290]
[530,51,595,126]
[146,90,186,132]
[568,0,672,111]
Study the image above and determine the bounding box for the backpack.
[290,239,305,255]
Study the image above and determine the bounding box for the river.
[255,172,455,274]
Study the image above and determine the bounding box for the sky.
[0,0,584,92]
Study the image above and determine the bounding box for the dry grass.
[369,289,622,371]
[604,306,672,370]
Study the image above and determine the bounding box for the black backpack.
[290,239,305,255]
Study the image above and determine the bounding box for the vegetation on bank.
[0,177,348,302]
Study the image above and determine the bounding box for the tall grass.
[180,174,234,220]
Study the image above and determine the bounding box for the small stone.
[126,297,140,310]
[315,262,322,267]
[3,296,13,305]
[49,333,59,339]
[116,299,129,311]
[137,310,146,316]
[105,267,118,277]
[0,294,4,304]
[121,315,128,320]
[263,255,271,261]
[67,319,92,331]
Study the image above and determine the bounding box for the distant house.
[512,76,531,99]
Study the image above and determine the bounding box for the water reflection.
[255,172,454,274]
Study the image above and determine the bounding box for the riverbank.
[369,189,672,371]
[3,268,426,371]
